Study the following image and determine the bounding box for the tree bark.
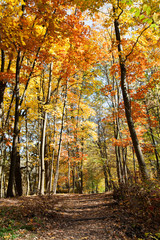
[49,116,56,193]
[113,13,149,181]
[15,148,22,196]
[53,81,68,194]
[25,110,30,195]
[0,49,5,106]
[0,142,6,197]
[40,63,52,195]
[7,51,21,197]
[145,104,160,179]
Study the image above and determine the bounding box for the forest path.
[32,192,141,240]
[0,193,147,239]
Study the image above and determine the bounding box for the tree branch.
[125,24,151,61]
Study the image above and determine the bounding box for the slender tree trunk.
[0,169,4,197]
[122,147,128,183]
[40,63,52,195]
[53,81,68,194]
[113,13,149,181]
[49,147,54,193]
[49,116,56,193]
[0,50,5,147]
[115,146,121,184]
[68,159,71,193]
[0,50,5,111]
[45,156,50,192]
[7,51,21,197]
[67,135,71,193]
[0,143,6,198]
[145,104,160,179]
[80,141,84,194]
[66,116,71,193]
[48,77,62,193]
[72,168,75,193]
[40,113,47,195]
[45,136,50,192]
[0,84,5,197]
[37,102,41,193]
[25,110,30,195]
[132,147,137,182]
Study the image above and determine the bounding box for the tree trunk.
[0,50,5,144]
[113,14,149,181]
[145,104,160,179]
[37,103,41,193]
[0,143,6,198]
[66,120,71,193]
[80,142,84,194]
[49,147,54,193]
[0,50,5,110]
[49,116,56,193]
[25,110,30,195]
[53,81,68,194]
[72,168,75,193]
[40,112,47,195]
[68,159,71,193]
[15,149,22,196]
[40,63,52,195]
[7,51,21,197]
[122,147,128,183]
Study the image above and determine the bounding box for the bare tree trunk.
[53,81,68,194]
[145,103,160,179]
[115,146,122,184]
[49,148,55,193]
[113,11,149,181]
[25,110,30,195]
[0,142,6,198]
[72,168,75,193]
[40,112,47,195]
[122,147,128,183]
[37,102,41,193]
[80,141,84,194]
[132,147,137,183]
[15,144,22,196]
[7,51,21,197]
[48,116,56,193]
[68,159,71,193]
[0,50,5,115]
[0,85,5,197]
[66,109,71,193]
[40,63,52,195]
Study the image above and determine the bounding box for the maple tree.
[77,0,159,180]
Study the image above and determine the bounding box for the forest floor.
[0,192,159,240]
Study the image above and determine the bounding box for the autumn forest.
[0,0,160,200]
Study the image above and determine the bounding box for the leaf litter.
[0,192,159,240]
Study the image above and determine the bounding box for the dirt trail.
[0,193,150,239]
[35,192,143,240]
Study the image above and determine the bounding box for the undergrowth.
[0,205,42,239]
[113,180,160,240]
